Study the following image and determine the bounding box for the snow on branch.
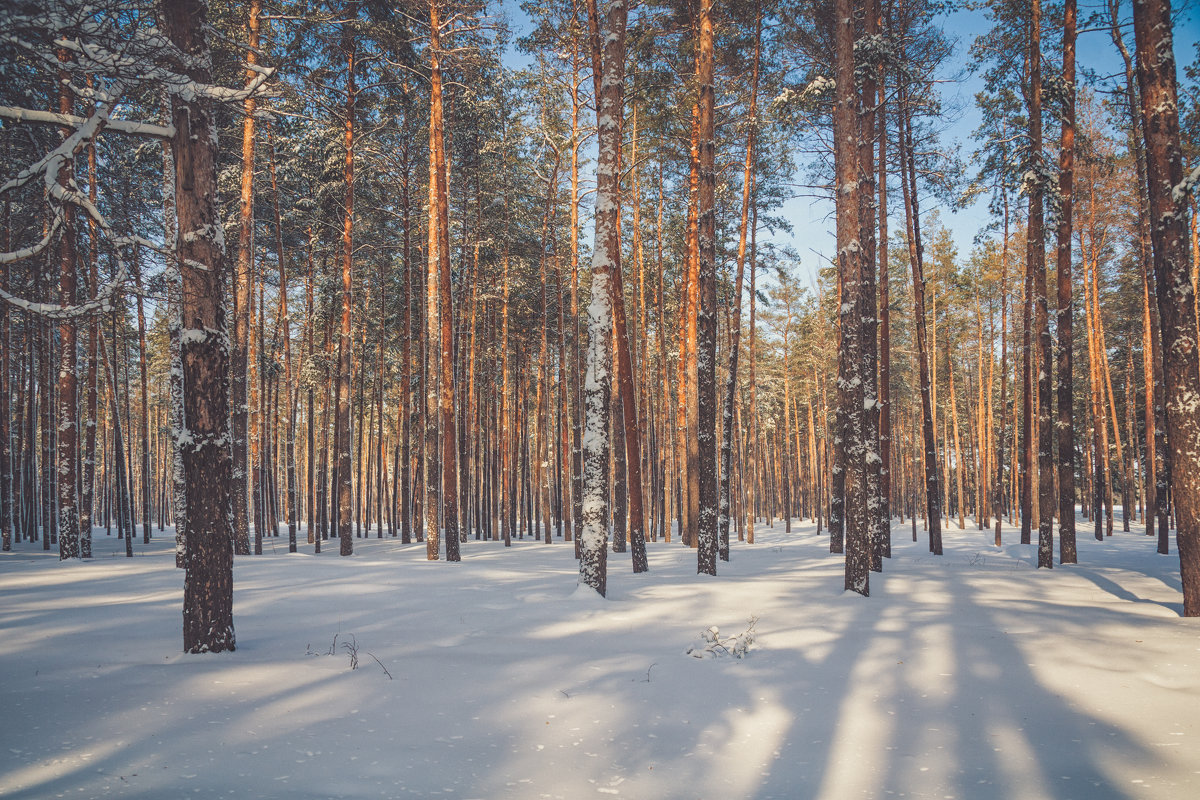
[1172,163,1200,204]
[0,0,271,318]
[0,106,175,139]
[1,85,128,318]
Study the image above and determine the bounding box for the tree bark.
[429,0,460,561]
[55,51,80,560]
[696,0,718,577]
[834,0,869,594]
[994,192,1009,547]
[336,8,356,557]
[266,126,298,552]
[1026,0,1054,569]
[899,88,941,555]
[579,0,626,596]
[230,0,260,557]
[1056,0,1077,563]
[1133,0,1200,615]
[860,0,883,572]
[719,2,760,563]
[164,0,236,652]
[1112,0,1171,553]
[878,65,891,556]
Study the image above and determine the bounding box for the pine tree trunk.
[164,0,236,652]
[696,0,719,577]
[995,193,1013,541]
[131,253,151,546]
[55,56,80,559]
[878,68,891,555]
[1020,176,1034,544]
[977,301,989,529]
[656,166,673,544]
[1133,0,1200,615]
[305,234,316,544]
[1086,247,1111,541]
[578,0,626,596]
[611,219,648,569]
[401,142,413,544]
[747,204,758,543]
[783,314,794,535]
[1027,0,1056,569]
[230,0,260,557]
[859,0,883,573]
[947,336,965,531]
[41,267,55,550]
[500,248,512,547]
[1055,0,1077,562]
[425,77,442,559]
[264,127,298,552]
[336,15,356,558]
[834,0,869,594]
[719,2,760,563]
[430,1,460,561]
[900,91,941,555]
[0,253,9,552]
[1113,0,1171,553]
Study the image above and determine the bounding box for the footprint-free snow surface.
[1,518,1197,799]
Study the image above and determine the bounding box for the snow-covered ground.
[1,516,1196,799]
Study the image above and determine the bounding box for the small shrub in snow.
[686,616,757,659]
[306,633,391,679]
[343,635,359,670]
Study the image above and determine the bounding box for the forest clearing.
[1,518,1197,799]
[1,0,1200,795]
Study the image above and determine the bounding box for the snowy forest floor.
[1,514,1197,799]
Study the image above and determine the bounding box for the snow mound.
[685,617,757,659]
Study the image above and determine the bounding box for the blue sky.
[497,0,1200,289]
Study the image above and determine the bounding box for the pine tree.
[164,0,238,653]
[1133,0,1200,616]
[578,0,627,597]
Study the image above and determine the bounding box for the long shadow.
[874,541,1153,800]
[461,539,876,799]
[1072,569,1183,616]
[2,520,1182,799]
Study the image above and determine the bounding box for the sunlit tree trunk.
[1112,0,1171,552]
[1134,0,1200,615]
[230,0,260,557]
[336,8,356,557]
[719,1,760,563]
[1055,0,1077,563]
[429,0,460,561]
[947,335,965,531]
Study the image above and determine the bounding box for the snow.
[2,517,1198,799]
[1172,163,1200,204]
